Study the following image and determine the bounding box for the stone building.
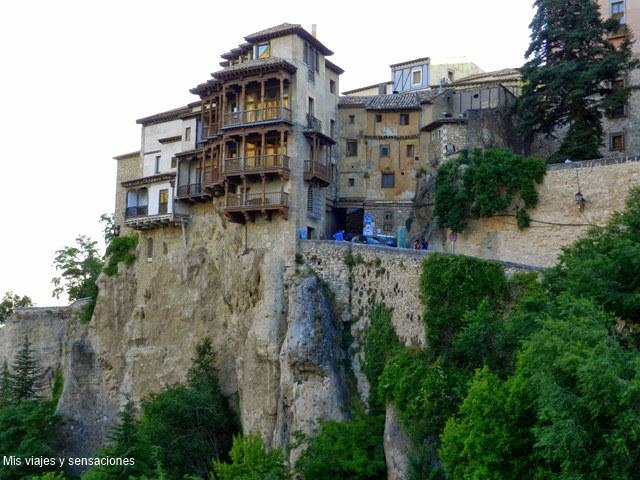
[335,68,520,238]
[598,0,640,157]
[114,23,343,249]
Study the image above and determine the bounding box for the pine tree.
[10,336,41,402]
[516,0,638,160]
[0,360,12,406]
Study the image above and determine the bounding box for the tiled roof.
[220,43,252,60]
[212,57,297,80]
[190,78,222,96]
[339,90,441,110]
[136,106,192,125]
[389,57,430,69]
[343,82,391,95]
[244,23,333,56]
[325,59,344,75]
[453,68,521,85]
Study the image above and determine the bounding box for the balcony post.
[240,83,246,120]
[262,176,266,205]
[222,85,227,125]
[260,80,265,120]
[261,132,265,167]
[279,77,284,119]
[241,134,246,170]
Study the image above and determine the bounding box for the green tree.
[136,338,238,479]
[362,303,401,413]
[0,360,12,406]
[516,0,638,160]
[10,335,42,402]
[0,291,34,324]
[0,400,61,479]
[213,434,290,480]
[545,186,640,342]
[82,399,154,480]
[51,235,104,302]
[295,416,386,480]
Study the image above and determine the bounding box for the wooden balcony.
[224,191,289,223]
[223,154,290,180]
[306,114,322,132]
[123,208,188,230]
[222,106,292,128]
[303,160,333,186]
[201,122,220,139]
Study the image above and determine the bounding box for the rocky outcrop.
[274,275,349,458]
[384,402,411,480]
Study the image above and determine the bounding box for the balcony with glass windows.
[124,205,188,230]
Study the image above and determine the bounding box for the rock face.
[0,211,355,469]
[384,402,411,480]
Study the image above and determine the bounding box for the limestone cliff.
[1,210,354,469]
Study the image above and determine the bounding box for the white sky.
[0,0,535,306]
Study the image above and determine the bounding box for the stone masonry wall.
[431,157,640,266]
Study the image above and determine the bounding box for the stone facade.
[113,151,141,235]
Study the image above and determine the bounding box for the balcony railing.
[223,154,290,175]
[226,191,289,209]
[306,114,322,132]
[125,205,148,218]
[201,122,220,138]
[176,183,203,198]
[223,106,292,127]
[303,160,333,185]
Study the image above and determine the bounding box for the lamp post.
[575,191,586,212]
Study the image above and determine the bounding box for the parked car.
[361,235,382,245]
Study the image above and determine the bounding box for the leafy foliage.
[213,434,290,480]
[51,235,104,302]
[0,291,34,324]
[420,253,508,360]
[442,297,640,479]
[515,0,639,160]
[295,416,386,480]
[545,186,640,334]
[104,234,138,276]
[433,148,546,233]
[362,303,401,413]
[0,400,61,479]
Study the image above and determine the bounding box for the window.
[257,43,270,59]
[146,237,154,261]
[348,178,355,187]
[348,115,355,124]
[330,119,335,138]
[171,156,177,168]
[381,172,395,188]
[307,184,321,218]
[384,211,393,221]
[380,144,390,157]
[610,132,625,151]
[412,69,422,86]
[155,156,161,173]
[330,79,336,94]
[158,189,169,214]
[308,97,314,116]
[375,114,382,123]
[608,78,627,118]
[383,223,393,232]
[399,113,409,125]
[346,140,358,156]
[406,144,415,158]
[185,127,191,141]
[303,42,319,72]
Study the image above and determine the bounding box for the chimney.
[311,24,317,38]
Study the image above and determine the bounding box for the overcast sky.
[0,0,535,306]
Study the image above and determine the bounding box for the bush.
[104,234,139,276]
[295,416,386,480]
[213,434,290,480]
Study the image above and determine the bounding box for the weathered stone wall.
[429,158,640,266]
[114,152,142,235]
